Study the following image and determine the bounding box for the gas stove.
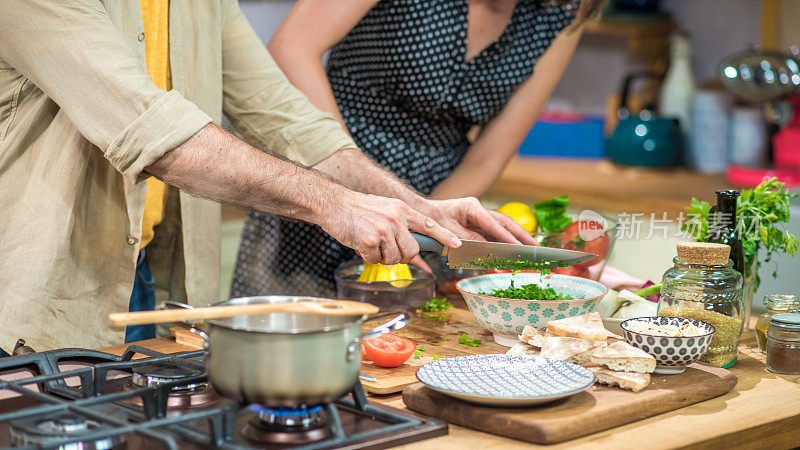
[0,345,447,449]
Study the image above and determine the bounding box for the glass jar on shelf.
[658,242,744,368]
[756,295,800,353]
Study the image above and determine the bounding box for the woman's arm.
[267,0,379,129]
[430,26,584,200]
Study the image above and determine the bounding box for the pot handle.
[346,311,411,362]
[158,301,210,345]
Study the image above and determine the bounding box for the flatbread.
[519,325,547,348]
[546,312,612,342]
[590,341,656,373]
[506,341,541,356]
[539,336,605,364]
[590,367,651,392]
[607,333,625,344]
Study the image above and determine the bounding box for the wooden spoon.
[109,300,380,327]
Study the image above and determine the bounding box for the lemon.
[497,202,537,233]
[358,263,413,288]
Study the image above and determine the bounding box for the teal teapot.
[607,72,683,167]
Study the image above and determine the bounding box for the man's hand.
[318,191,462,265]
[414,197,539,245]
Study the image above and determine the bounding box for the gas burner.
[125,362,220,409]
[131,362,204,392]
[10,413,126,449]
[241,405,331,445]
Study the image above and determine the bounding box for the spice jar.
[658,242,744,368]
[766,313,800,374]
[756,295,800,353]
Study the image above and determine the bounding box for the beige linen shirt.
[0,0,357,351]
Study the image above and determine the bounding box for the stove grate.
[0,346,447,449]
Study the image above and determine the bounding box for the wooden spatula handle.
[109,300,379,327]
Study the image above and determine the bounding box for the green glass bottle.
[708,190,745,277]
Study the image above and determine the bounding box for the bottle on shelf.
[659,34,696,139]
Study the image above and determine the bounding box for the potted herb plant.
[682,178,798,324]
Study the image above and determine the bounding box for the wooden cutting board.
[170,307,508,395]
[402,362,738,444]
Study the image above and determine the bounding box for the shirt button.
[138,32,145,42]
[126,236,138,245]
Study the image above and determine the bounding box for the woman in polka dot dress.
[231,0,602,297]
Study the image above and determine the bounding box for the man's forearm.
[145,123,347,223]
[314,148,428,210]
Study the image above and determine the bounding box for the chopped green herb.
[483,279,573,300]
[419,298,453,312]
[432,355,440,360]
[458,333,482,347]
[457,255,557,274]
[422,313,448,320]
[441,337,449,341]
[429,339,440,343]
[413,349,422,359]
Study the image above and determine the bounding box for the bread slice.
[607,333,625,344]
[519,325,547,348]
[546,312,610,342]
[506,341,540,356]
[590,341,656,373]
[540,336,605,365]
[590,367,650,392]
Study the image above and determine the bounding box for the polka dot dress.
[231,0,576,298]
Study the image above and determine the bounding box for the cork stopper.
[676,242,731,265]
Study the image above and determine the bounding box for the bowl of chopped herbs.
[456,272,608,347]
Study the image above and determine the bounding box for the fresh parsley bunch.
[683,178,798,292]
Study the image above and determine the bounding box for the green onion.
[458,333,481,347]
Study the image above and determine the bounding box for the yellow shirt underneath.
[140,0,171,248]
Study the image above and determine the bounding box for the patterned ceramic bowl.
[620,316,716,374]
[456,273,608,347]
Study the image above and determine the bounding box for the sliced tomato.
[362,333,416,368]
[560,221,610,268]
[552,265,590,278]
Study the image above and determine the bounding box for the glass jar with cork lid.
[658,242,744,367]
[756,295,800,353]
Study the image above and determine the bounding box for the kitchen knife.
[412,232,597,270]
[359,373,378,383]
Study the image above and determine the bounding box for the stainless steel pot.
[169,296,408,406]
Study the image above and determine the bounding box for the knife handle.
[411,232,444,254]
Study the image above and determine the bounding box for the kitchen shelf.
[487,157,738,219]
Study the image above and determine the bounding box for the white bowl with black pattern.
[620,316,716,374]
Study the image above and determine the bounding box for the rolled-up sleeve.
[0,0,212,180]
[220,0,357,167]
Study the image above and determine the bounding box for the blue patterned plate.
[416,354,595,406]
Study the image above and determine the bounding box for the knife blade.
[359,373,377,383]
[412,233,597,270]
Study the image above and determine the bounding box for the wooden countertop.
[107,321,800,449]
[487,157,738,219]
